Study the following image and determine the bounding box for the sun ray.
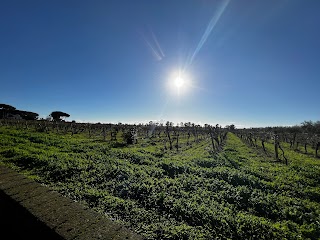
[186,0,230,67]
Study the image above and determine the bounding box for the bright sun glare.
[174,76,185,88]
[167,70,192,96]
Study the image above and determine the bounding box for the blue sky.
[1,0,319,127]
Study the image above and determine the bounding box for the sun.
[174,76,185,88]
[167,70,191,96]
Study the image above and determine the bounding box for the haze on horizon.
[1,0,319,128]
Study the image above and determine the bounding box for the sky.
[1,0,319,128]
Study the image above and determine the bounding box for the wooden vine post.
[165,121,173,150]
[102,126,106,141]
[260,133,266,152]
[274,132,279,161]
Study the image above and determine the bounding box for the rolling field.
[0,125,319,239]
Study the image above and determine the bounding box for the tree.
[49,111,70,121]
[0,104,16,119]
[0,104,15,110]
[226,124,235,131]
[0,104,39,120]
[15,110,39,120]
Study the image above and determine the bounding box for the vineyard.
[0,120,320,239]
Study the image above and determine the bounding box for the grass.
[0,125,319,239]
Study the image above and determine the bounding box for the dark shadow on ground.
[0,189,64,240]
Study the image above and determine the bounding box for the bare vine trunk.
[274,135,279,161]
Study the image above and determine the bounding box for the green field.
[0,125,319,239]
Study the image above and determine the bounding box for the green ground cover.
[0,126,319,239]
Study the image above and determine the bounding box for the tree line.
[0,103,70,121]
